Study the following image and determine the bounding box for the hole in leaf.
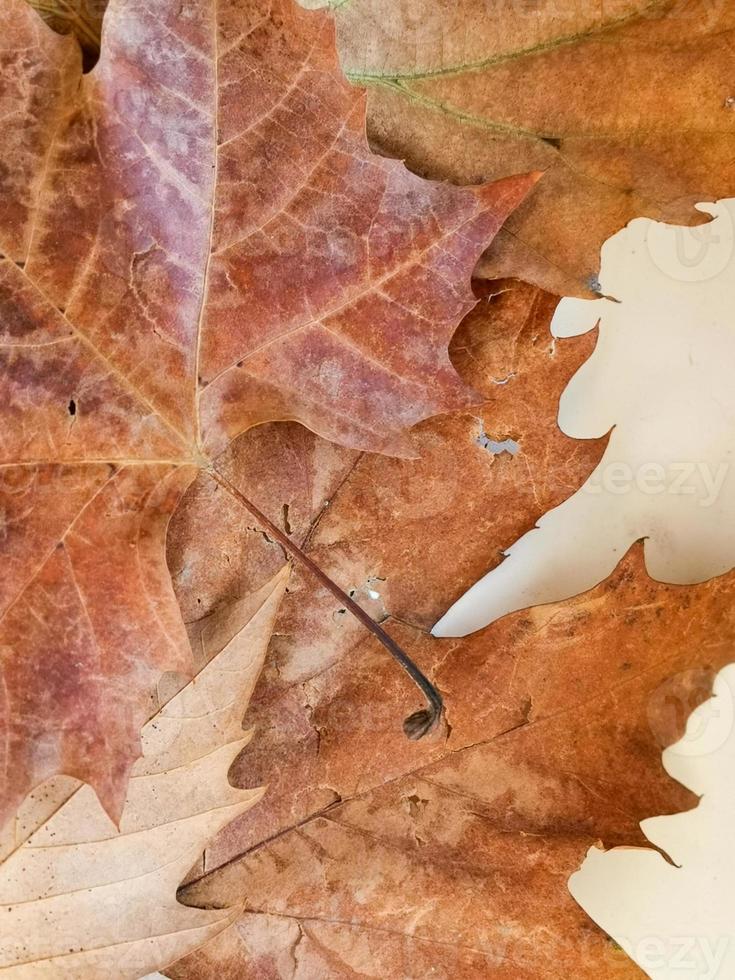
[476,432,519,456]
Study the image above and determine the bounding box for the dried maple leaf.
[0,566,288,979]
[328,0,735,296]
[163,279,607,869]
[164,281,735,977]
[0,0,535,825]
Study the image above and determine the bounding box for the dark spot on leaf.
[68,399,76,416]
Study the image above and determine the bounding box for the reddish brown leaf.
[0,0,533,823]
[166,281,735,976]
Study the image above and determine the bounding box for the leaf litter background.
[9,0,735,975]
[163,281,735,978]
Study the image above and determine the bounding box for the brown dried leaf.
[165,281,735,976]
[331,0,735,295]
[0,0,533,824]
[23,0,104,54]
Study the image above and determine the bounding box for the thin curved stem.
[208,466,443,739]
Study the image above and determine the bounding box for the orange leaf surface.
[0,0,534,824]
[329,0,735,296]
[165,281,735,977]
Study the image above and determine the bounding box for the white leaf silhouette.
[434,200,735,637]
[569,662,735,980]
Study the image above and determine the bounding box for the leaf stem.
[208,466,443,739]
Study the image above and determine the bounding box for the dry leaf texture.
[331,0,735,295]
[0,0,534,824]
[23,0,105,54]
[436,199,735,637]
[0,568,288,979]
[164,281,735,977]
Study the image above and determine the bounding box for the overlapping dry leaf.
[0,0,533,825]
[167,280,605,867]
[0,568,287,979]
[23,0,104,54]
[164,280,735,977]
[330,0,735,295]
